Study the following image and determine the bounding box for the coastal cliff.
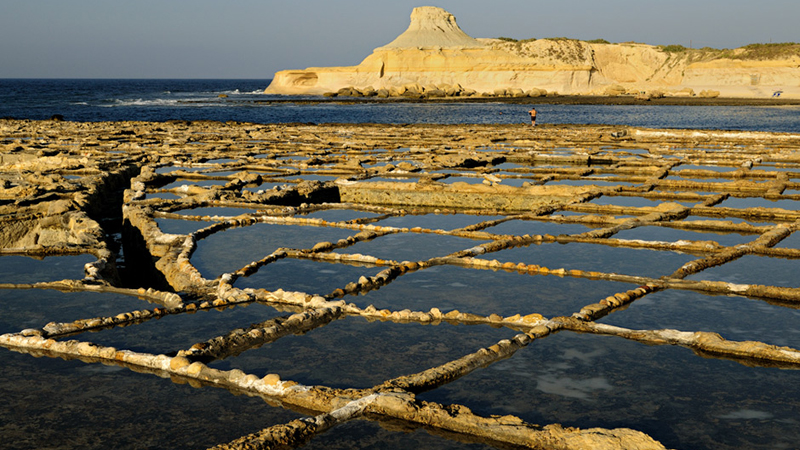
[265,6,800,98]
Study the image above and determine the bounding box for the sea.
[2,78,800,132]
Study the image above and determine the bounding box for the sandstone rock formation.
[265,6,800,98]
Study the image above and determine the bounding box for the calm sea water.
[2,78,800,132]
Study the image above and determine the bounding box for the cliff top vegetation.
[495,37,800,61]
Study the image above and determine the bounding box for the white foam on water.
[718,409,773,420]
[101,98,181,107]
[536,375,613,399]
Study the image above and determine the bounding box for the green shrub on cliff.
[734,42,800,60]
[661,44,688,53]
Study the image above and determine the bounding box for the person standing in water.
[528,107,537,126]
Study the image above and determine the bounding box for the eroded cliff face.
[265,6,800,98]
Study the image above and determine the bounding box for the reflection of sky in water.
[272,155,309,161]
[234,258,382,295]
[775,230,800,249]
[198,171,239,177]
[600,147,650,156]
[432,169,468,174]
[684,214,776,226]
[192,223,357,278]
[364,176,419,183]
[0,254,95,284]
[155,166,206,174]
[418,331,800,450]
[300,209,383,222]
[354,264,635,317]
[156,218,215,235]
[664,176,733,184]
[1,351,300,450]
[549,179,639,187]
[478,241,696,278]
[281,174,342,182]
[752,166,800,173]
[209,316,516,389]
[173,206,260,217]
[591,196,698,208]
[1,289,151,334]
[555,210,593,217]
[146,192,182,200]
[599,289,800,348]
[614,225,755,247]
[84,302,283,355]
[686,254,800,288]
[719,197,800,210]
[335,233,487,262]
[492,162,530,169]
[439,176,484,184]
[160,178,228,189]
[363,160,418,168]
[497,177,538,187]
[376,214,504,230]
[243,181,285,192]
[675,165,738,172]
[483,219,595,236]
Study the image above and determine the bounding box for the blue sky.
[1,0,797,78]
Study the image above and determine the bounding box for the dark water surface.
[2,79,800,132]
[0,350,301,450]
[419,332,800,450]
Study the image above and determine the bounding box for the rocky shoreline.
[245,95,800,107]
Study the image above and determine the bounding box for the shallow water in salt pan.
[84,302,283,355]
[374,213,505,231]
[1,289,151,335]
[234,258,382,295]
[614,225,755,247]
[300,209,383,222]
[686,254,800,288]
[209,316,516,390]
[350,264,636,318]
[192,223,357,277]
[477,241,696,278]
[0,351,300,450]
[0,254,95,283]
[418,332,800,450]
[719,196,800,210]
[600,289,800,348]
[335,233,488,262]
[156,218,215,235]
[482,219,595,236]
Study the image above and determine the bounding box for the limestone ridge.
[265,6,800,98]
[378,6,484,49]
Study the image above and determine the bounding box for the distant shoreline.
[221,96,800,107]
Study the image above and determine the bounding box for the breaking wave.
[213,88,264,95]
[100,98,182,108]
